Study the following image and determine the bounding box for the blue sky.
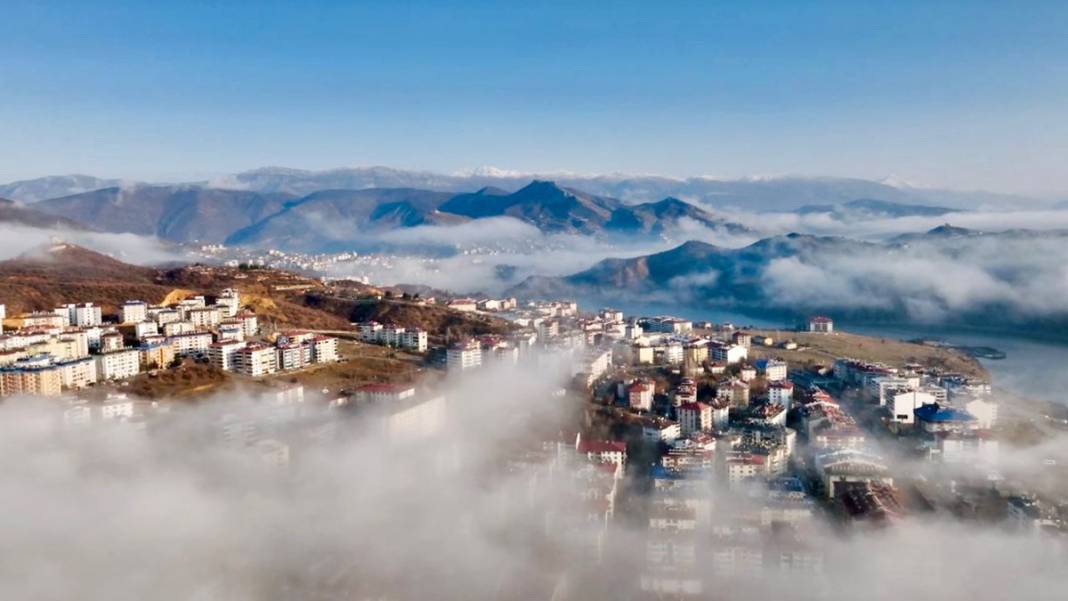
[2,1,1067,194]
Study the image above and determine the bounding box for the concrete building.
[217,322,244,342]
[121,301,148,324]
[187,307,222,330]
[677,402,712,436]
[889,390,937,425]
[628,380,655,412]
[353,383,416,404]
[216,288,240,318]
[710,342,747,365]
[58,356,98,389]
[100,331,124,353]
[95,349,141,381]
[209,340,247,371]
[814,449,892,498]
[808,316,834,333]
[757,358,788,382]
[307,336,338,363]
[446,339,482,372]
[56,303,103,327]
[167,332,213,357]
[162,321,196,337]
[139,342,175,369]
[768,381,795,412]
[0,355,64,396]
[134,320,159,340]
[236,312,259,338]
[234,344,278,377]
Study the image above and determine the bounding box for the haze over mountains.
[16,179,752,249]
[6,166,1068,333]
[3,165,1049,209]
[511,226,1068,331]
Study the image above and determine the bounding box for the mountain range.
[19,180,750,250]
[3,166,1047,210]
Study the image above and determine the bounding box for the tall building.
[216,288,240,318]
[121,301,148,324]
[234,344,278,377]
[446,339,482,372]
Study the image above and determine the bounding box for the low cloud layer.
[760,235,1068,323]
[0,224,181,265]
[2,358,1067,600]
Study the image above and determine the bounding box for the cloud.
[2,355,1067,600]
[759,235,1068,322]
[374,216,543,248]
[0,223,182,265]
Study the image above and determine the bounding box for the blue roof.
[914,403,976,423]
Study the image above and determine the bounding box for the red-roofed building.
[628,380,654,412]
[576,434,627,465]
[677,401,712,436]
[808,316,834,334]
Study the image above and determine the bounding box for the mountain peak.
[926,223,974,237]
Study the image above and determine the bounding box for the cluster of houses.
[355,321,428,352]
[0,288,339,397]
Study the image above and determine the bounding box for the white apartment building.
[357,322,428,352]
[217,321,244,342]
[710,343,748,365]
[56,303,103,327]
[209,340,247,371]
[677,402,712,436]
[890,390,937,424]
[216,289,240,317]
[277,344,311,371]
[162,321,196,337]
[152,308,182,326]
[187,307,222,330]
[768,381,794,411]
[310,336,339,363]
[235,344,278,377]
[95,349,141,381]
[236,312,258,338]
[134,320,159,339]
[446,340,482,372]
[628,380,655,412]
[167,332,213,357]
[121,301,148,324]
[58,356,98,389]
[177,296,207,316]
[760,359,788,382]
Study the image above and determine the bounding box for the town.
[1,283,1065,597]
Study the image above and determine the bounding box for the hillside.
[299,294,515,341]
[225,188,462,250]
[439,180,622,234]
[0,175,124,203]
[33,185,296,243]
[0,198,89,230]
[0,243,347,329]
[605,197,749,235]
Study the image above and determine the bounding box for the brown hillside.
[0,243,347,329]
[300,294,514,341]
